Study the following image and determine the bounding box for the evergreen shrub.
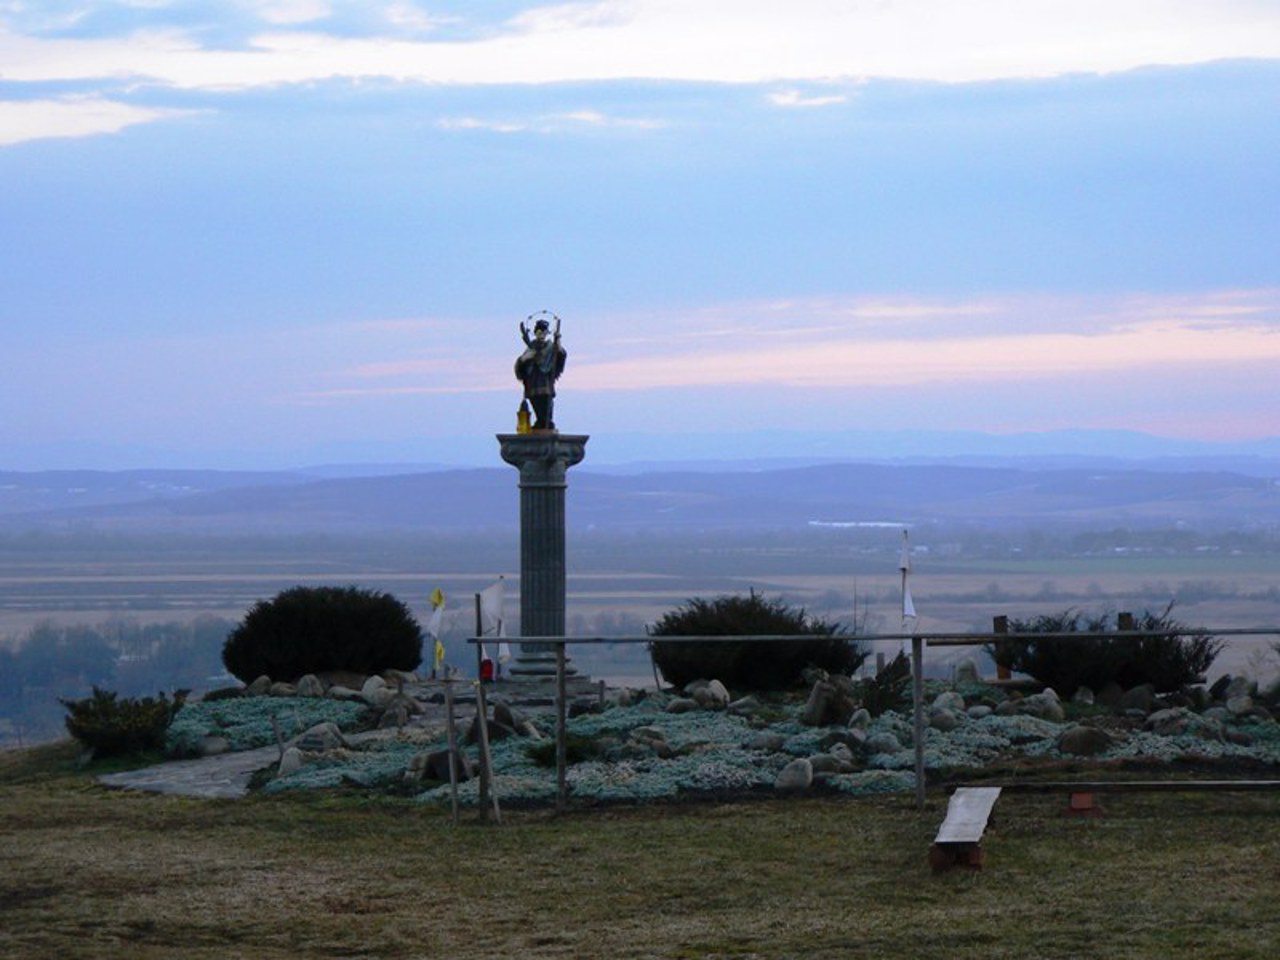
[649,591,864,691]
[222,585,422,683]
[986,604,1221,695]
[61,686,187,758]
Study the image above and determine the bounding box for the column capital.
[496,433,589,485]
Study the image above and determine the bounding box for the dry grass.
[2,741,1278,959]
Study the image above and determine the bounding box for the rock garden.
[160,658,1280,807]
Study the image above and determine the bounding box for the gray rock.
[412,748,474,783]
[775,758,814,793]
[848,708,872,731]
[704,679,731,708]
[929,709,960,732]
[747,732,787,752]
[378,703,411,729]
[1225,676,1253,700]
[827,742,856,766]
[932,691,966,713]
[818,729,864,752]
[727,695,763,718]
[1057,725,1116,756]
[966,705,993,720]
[666,697,700,714]
[1119,683,1156,714]
[1203,706,1232,724]
[326,685,365,703]
[247,675,272,697]
[865,732,903,755]
[808,753,840,774]
[1226,694,1255,716]
[954,658,980,685]
[361,675,393,709]
[1073,686,1096,705]
[277,747,304,777]
[294,722,347,753]
[268,682,297,698]
[295,674,325,698]
[1001,690,1065,723]
[385,692,422,716]
[800,678,857,727]
[195,735,231,757]
[1145,707,1195,736]
[493,700,528,730]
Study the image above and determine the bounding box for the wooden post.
[444,679,460,826]
[912,634,926,810]
[556,641,568,813]
[993,615,1010,680]
[473,678,501,825]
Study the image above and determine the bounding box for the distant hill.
[2,460,1278,535]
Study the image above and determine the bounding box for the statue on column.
[515,311,567,431]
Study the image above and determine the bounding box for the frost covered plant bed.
[166,697,371,757]
[238,688,1280,807]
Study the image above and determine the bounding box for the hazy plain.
[3,528,1277,685]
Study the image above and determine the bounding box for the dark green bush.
[222,585,422,683]
[648,591,864,692]
[986,604,1222,695]
[61,686,187,758]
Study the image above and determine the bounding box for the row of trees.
[0,616,232,746]
[15,582,1237,753]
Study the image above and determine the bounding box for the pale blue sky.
[2,2,1278,468]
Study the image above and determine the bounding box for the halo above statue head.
[526,309,560,334]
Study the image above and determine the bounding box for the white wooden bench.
[929,786,1002,871]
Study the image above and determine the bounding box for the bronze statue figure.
[515,311,567,431]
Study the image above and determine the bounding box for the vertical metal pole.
[912,634,926,810]
[556,641,568,813]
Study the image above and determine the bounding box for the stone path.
[97,744,284,800]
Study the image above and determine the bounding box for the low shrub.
[852,652,911,716]
[222,585,422,683]
[61,686,187,758]
[986,604,1222,695]
[649,591,864,692]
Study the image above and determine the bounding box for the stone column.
[497,433,588,677]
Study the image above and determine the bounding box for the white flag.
[900,529,918,626]
[497,618,512,663]
[478,577,505,636]
[477,577,505,661]
[427,588,445,673]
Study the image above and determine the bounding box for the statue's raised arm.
[514,311,567,431]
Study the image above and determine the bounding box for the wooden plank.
[935,787,1002,844]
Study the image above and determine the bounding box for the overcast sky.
[2,1,1278,469]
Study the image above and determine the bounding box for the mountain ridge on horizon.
[3,455,1278,537]
[6,426,1280,475]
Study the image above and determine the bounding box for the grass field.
[2,742,1278,960]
